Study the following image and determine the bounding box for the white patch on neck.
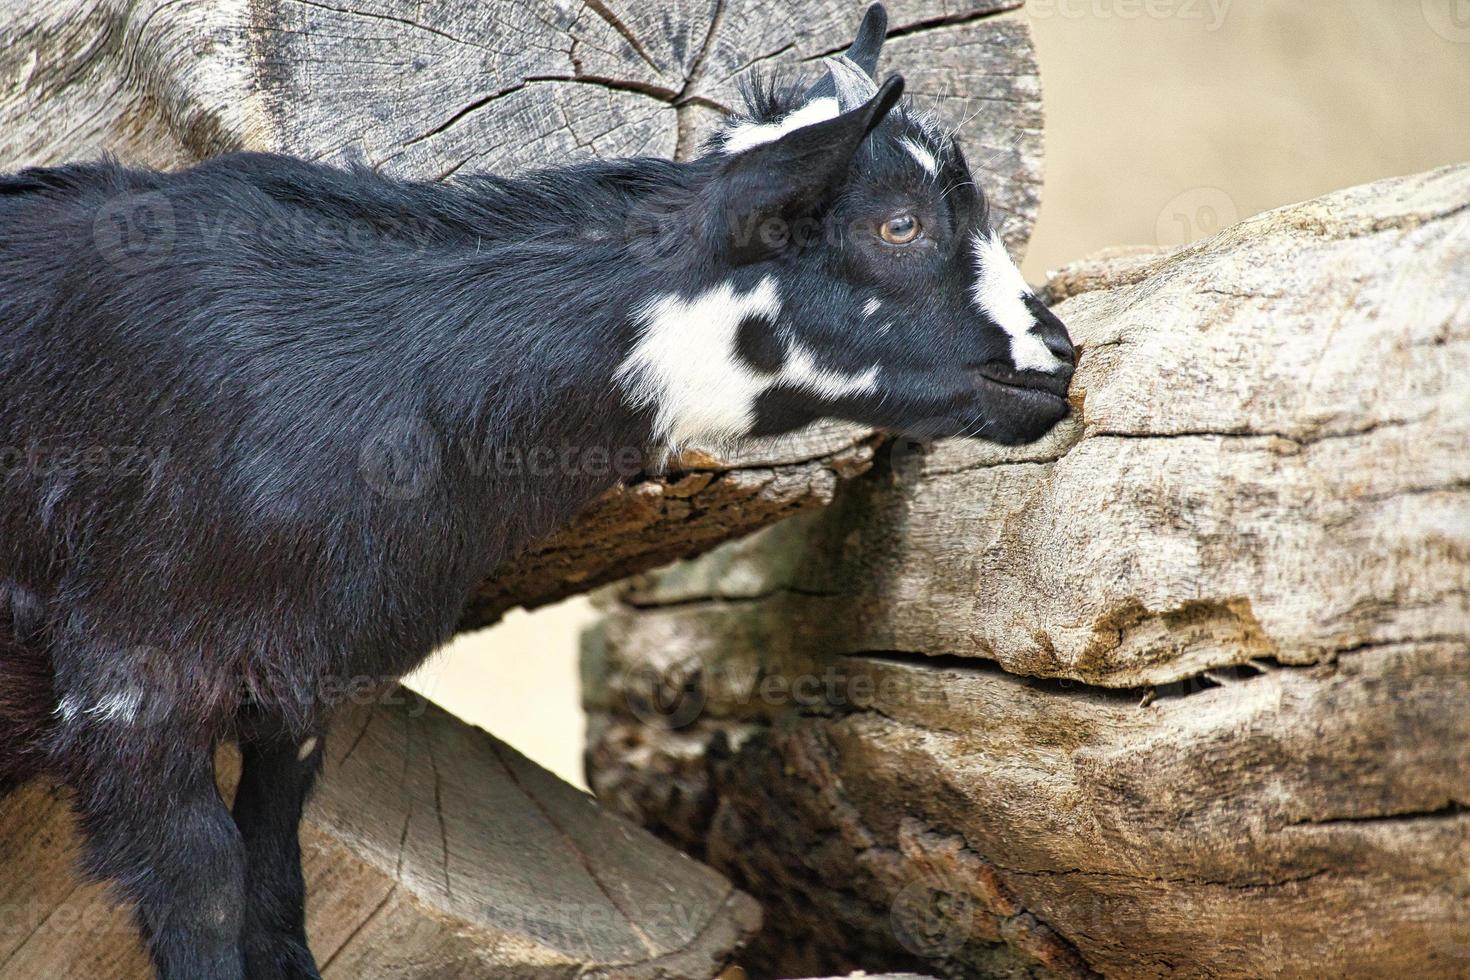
[617,278,879,448]
[970,231,1061,373]
[861,297,882,318]
[721,98,840,154]
[900,137,938,177]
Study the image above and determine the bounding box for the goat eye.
[879,214,921,245]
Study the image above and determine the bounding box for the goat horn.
[801,3,887,109]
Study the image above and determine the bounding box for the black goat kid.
[0,5,1073,977]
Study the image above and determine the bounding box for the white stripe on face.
[721,98,840,154]
[900,137,938,177]
[970,231,1062,373]
[617,278,878,447]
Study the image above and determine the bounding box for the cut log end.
[0,695,761,978]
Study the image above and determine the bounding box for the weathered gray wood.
[584,165,1470,978]
[0,0,1039,242]
[0,0,1042,627]
[0,695,761,977]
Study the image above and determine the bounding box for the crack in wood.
[618,583,842,612]
[583,0,667,76]
[316,883,397,972]
[276,0,498,52]
[672,0,728,159]
[336,706,375,767]
[1082,414,1423,449]
[1286,800,1467,827]
[392,707,414,882]
[400,74,678,152]
[996,863,1333,892]
[425,735,454,900]
[799,3,1024,63]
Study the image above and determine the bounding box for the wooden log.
[0,693,760,977]
[584,165,1470,978]
[0,0,1042,628]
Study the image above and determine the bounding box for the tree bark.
[584,165,1470,979]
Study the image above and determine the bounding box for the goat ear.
[707,74,904,265]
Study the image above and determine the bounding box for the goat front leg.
[58,717,246,979]
[233,727,326,980]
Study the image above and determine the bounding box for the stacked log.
[1,695,761,977]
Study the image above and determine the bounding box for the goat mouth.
[969,362,1071,402]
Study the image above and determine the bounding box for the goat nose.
[1031,304,1075,372]
[1042,328,1074,372]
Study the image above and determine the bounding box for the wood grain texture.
[0,695,761,978]
[584,165,1470,978]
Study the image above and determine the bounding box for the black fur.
[0,6,1072,976]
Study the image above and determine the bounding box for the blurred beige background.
[407,0,1470,789]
